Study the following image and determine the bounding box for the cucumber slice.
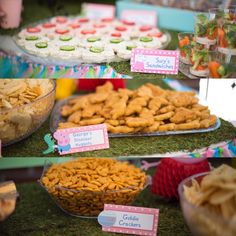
[87,37,100,42]
[60,45,75,51]
[26,36,39,41]
[90,47,104,53]
[59,35,72,41]
[35,42,48,48]
[140,36,153,42]
[126,45,137,50]
[217,65,226,76]
[110,38,123,44]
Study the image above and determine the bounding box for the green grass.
[3,118,235,158]
[109,31,188,79]
[0,182,190,236]
[3,79,236,158]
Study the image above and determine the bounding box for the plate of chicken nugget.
[50,82,221,137]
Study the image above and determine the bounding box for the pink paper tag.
[131,49,179,75]
[121,10,157,26]
[53,124,109,155]
[82,3,115,19]
[98,204,159,236]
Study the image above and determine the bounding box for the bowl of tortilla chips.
[178,165,236,236]
[0,79,56,146]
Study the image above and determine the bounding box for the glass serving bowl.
[0,181,19,221]
[178,172,236,236]
[178,32,195,65]
[39,160,150,218]
[0,80,56,146]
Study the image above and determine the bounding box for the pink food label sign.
[121,10,157,26]
[98,204,159,236]
[131,49,179,74]
[53,124,109,155]
[82,3,115,19]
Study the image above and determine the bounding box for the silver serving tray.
[50,95,221,137]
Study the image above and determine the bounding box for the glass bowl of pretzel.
[178,165,236,236]
[0,79,56,146]
[39,158,148,218]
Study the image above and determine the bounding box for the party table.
[0,159,231,236]
[0,0,186,79]
[2,79,236,158]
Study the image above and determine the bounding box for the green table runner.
[3,118,235,158]
[0,159,231,235]
[0,182,190,236]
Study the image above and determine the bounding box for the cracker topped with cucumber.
[15,16,170,63]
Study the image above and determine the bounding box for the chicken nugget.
[145,83,167,97]
[118,88,134,98]
[198,110,210,120]
[82,103,103,118]
[148,97,169,113]
[134,85,153,101]
[158,123,176,132]
[111,98,127,120]
[98,107,112,119]
[200,115,217,128]
[96,81,113,93]
[68,95,89,105]
[168,94,198,107]
[118,119,126,125]
[61,105,73,117]
[72,96,91,111]
[106,119,120,126]
[126,117,153,128]
[125,97,147,116]
[143,122,161,132]
[58,122,78,129]
[191,104,209,112]
[80,117,105,126]
[148,98,161,112]
[175,120,201,131]
[140,108,155,118]
[168,90,196,97]
[104,92,120,107]
[68,110,82,124]
[106,124,134,133]
[89,93,109,104]
[154,111,174,121]
[158,105,175,114]
[170,107,198,124]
